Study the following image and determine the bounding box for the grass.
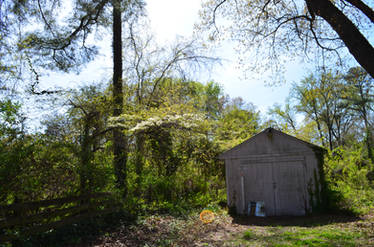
[233,222,371,247]
[21,207,372,246]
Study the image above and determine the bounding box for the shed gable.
[219,128,322,159]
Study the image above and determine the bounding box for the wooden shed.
[219,128,326,216]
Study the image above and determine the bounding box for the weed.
[243,229,255,240]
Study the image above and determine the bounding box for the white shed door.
[273,161,306,216]
[241,157,306,216]
[242,163,276,216]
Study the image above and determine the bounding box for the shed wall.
[223,130,323,216]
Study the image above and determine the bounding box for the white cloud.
[146,0,202,43]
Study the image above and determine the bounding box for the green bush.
[324,146,374,214]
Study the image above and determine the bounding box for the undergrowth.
[324,147,374,215]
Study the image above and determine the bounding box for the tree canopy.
[200,0,374,78]
[0,2,374,245]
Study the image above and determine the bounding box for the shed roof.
[219,127,325,159]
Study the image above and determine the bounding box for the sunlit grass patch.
[279,227,361,246]
[238,224,366,247]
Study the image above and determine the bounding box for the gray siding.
[221,128,324,216]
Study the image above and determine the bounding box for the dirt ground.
[74,211,373,247]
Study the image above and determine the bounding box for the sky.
[146,0,308,113]
[33,0,316,127]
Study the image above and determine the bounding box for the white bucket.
[255,201,266,217]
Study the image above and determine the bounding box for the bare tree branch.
[343,0,374,23]
[37,0,55,35]
[212,0,228,33]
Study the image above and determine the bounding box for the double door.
[240,158,306,216]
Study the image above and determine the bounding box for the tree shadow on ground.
[22,211,136,247]
[231,213,362,227]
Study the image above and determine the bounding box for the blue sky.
[33,0,343,126]
[35,0,302,117]
[23,0,372,133]
[146,0,310,113]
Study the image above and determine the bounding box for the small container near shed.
[219,128,326,216]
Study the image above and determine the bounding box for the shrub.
[324,146,374,214]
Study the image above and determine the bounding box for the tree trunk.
[344,0,374,23]
[80,120,91,193]
[112,0,127,197]
[135,133,145,195]
[365,128,374,165]
[328,127,333,151]
[306,0,374,78]
[311,102,326,147]
[363,111,374,165]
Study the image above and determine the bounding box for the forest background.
[0,0,373,245]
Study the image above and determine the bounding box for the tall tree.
[112,0,127,195]
[0,0,36,91]
[67,85,112,193]
[14,0,145,196]
[215,97,260,150]
[268,103,298,132]
[292,70,354,150]
[119,21,218,193]
[200,0,374,78]
[343,67,374,163]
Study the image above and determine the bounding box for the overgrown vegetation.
[1,68,374,245]
[0,0,373,246]
[269,67,374,215]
